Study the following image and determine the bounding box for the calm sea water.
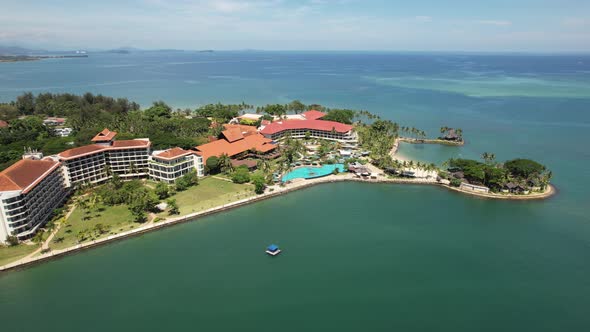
[1,52,590,331]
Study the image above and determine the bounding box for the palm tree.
[257,159,271,175]
[218,153,233,174]
[481,152,496,165]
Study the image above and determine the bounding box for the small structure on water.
[266,244,281,256]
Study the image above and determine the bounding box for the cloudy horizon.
[1,0,589,52]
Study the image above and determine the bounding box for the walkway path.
[12,204,77,264]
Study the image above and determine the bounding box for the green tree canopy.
[321,109,355,124]
[231,166,251,184]
[206,156,220,173]
[504,159,546,178]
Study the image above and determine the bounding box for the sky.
[0,0,589,52]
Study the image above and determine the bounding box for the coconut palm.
[218,153,233,174]
[481,152,496,165]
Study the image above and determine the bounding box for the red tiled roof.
[231,159,258,169]
[195,133,276,162]
[58,144,106,159]
[223,124,258,136]
[153,147,196,161]
[302,110,326,120]
[58,140,150,160]
[260,119,353,135]
[91,128,117,142]
[0,159,61,194]
[111,139,151,148]
[0,120,8,128]
[221,127,244,143]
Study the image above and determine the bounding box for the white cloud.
[562,17,590,28]
[475,20,512,26]
[415,16,432,23]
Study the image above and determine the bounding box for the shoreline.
[0,172,555,273]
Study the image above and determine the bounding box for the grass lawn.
[0,244,39,266]
[50,204,137,251]
[164,177,255,216]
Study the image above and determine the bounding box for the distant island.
[0,54,89,63]
[0,55,41,62]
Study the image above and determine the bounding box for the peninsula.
[0,93,554,270]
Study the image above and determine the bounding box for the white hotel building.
[57,129,151,187]
[148,147,204,183]
[0,157,69,242]
[0,129,204,243]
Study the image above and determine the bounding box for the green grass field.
[0,244,39,266]
[50,205,135,250]
[163,177,255,216]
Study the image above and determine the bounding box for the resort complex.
[0,99,554,264]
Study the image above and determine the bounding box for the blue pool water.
[281,164,346,182]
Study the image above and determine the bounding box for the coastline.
[0,171,555,273]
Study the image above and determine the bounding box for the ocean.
[0,51,589,331]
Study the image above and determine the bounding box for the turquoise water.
[281,164,345,182]
[1,52,590,331]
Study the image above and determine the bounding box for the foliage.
[251,173,266,194]
[206,156,220,173]
[144,101,172,119]
[175,170,199,191]
[286,100,306,114]
[450,178,462,187]
[504,159,546,178]
[321,109,355,124]
[0,92,212,170]
[218,153,233,174]
[195,103,251,122]
[155,182,170,199]
[167,198,180,215]
[6,235,19,246]
[259,104,286,117]
[231,166,251,184]
[449,157,548,191]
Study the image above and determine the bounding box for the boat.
[266,244,281,256]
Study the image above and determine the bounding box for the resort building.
[148,147,204,183]
[43,117,67,126]
[259,111,357,143]
[58,129,151,187]
[195,124,278,164]
[0,157,69,243]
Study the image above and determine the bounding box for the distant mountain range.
[0,45,47,55]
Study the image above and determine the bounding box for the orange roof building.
[195,130,277,164]
[0,120,8,128]
[0,158,69,242]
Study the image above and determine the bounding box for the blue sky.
[1,0,589,51]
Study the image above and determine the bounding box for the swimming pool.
[281,164,346,182]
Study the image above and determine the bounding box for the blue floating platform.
[266,244,281,256]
